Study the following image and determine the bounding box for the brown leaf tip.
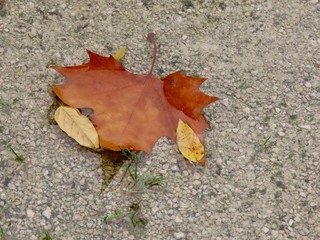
[0,0,5,10]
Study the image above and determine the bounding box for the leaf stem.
[147,32,157,76]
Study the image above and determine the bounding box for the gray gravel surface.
[1,0,319,239]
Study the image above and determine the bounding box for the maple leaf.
[52,33,218,162]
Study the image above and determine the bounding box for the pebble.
[221,98,229,107]
[56,172,63,179]
[305,82,312,87]
[43,207,51,219]
[175,216,183,223]
[228,208,236,213]
[300,125,311,130]
[152,206,159,214]
[193,172,201,180]
[300,192,307,197]
[174,232,186,239]
[262,226,269,233]
[26,209,35,218]
[271,230,279,237]
[232,128,239,133]
[193,180,201,185]
[288,219,294,226]
[171,165,179,171]
[49,133,58,140]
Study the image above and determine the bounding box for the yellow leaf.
[177,119,205,164]
[54,106,99,149]
[112,47,126,61]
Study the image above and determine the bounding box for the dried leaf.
[54,106,99,148]
[177,119,205,165]
[52,33,219,162]
[112,47,126,61]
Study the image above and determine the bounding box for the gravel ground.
[1,0,319,239]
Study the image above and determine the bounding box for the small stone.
[56,173,63,179]
[175,216,183,223]
[174,232,186,239]
[193,172,201,180]
[73,214,83,220]
[182,35,188,40]
[305,82,312,88]
[171,165,179,171]
[152,206,159,214]
[162,164,169,170]
[228,208,236,213]
[221,98,229,107]
[22,111,28,117]
[194,180,201,185]
[288,219,294,226]
[26,209,35,218]
[300,192,307,197]
[262,226,269,233]
[271,230,278,237]
[43,206,51,219]
[232,128,239,133]
[244,107,250,114]
[278,131,285,137]
[310,202,317,207]
[49,133,58,140]
[300,125,311,130]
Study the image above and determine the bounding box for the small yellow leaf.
[177,119,205,164]
[112,47,126,61]
[54,106,99,149]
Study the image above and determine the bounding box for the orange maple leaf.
[52,33,218,159]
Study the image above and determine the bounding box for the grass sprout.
[129,200,146,228]
[9,147,24,163]
[103,201,146,228]
[119,148,140,183]
[119,148,164,191]
[103,209,126,224]
[42,231,52,240]
[0,225,6,240]
[144,176,165,188]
